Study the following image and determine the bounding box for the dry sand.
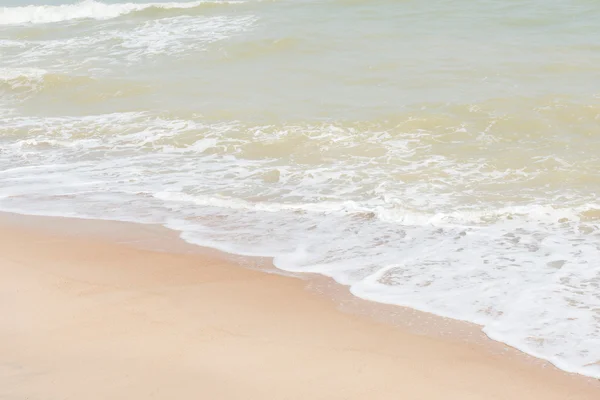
[1,213,599,400]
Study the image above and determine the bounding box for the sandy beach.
[0,212,598,399]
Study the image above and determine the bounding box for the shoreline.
[1,211,599,399]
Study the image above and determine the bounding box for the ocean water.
[1,0,600,377]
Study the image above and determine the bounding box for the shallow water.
[1,0,600,377]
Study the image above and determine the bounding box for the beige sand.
[1,214,598,400]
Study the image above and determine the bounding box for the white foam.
[0,0,245,25]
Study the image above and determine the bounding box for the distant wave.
[0,68,48,95]
[0,0,245,25]
[0,68,97,93]
[0,68,151,105]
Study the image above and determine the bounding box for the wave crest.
[0,0,245,25]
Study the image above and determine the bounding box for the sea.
[1,0,599,378]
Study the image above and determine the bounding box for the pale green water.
[1,0,600,377]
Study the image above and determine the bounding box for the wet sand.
[1,213,598,400]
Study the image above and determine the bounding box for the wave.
[0,67,47,86]
[0,68,151,107]
[0,11,257,74]
[0,68,94,93]
[0,0,245,25]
